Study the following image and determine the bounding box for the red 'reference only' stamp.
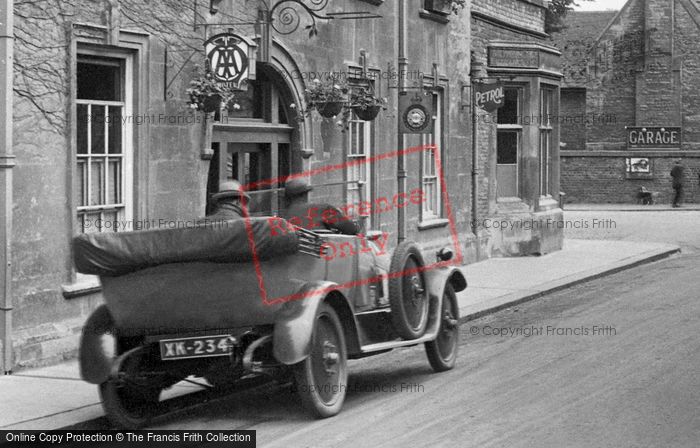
[239,144,462,305]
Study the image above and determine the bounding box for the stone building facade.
[471,0,565,256]
[551,0,700,204]
[0,0,563,371]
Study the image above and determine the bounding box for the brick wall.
[560,89,587,151]
[562,156,700,203]
[556,0,700,203]
[472,0,546,34]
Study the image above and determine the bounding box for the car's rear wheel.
[425,284,459,372]
[388,241,429,340]
[100,347,161,429]
[293,302,348,418]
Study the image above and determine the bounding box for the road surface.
[116,211,698,447]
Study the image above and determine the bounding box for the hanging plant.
[186,69,240,113]
[350,86,388,121]
[301,77,349,118]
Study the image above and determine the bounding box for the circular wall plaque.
[402,104,431,133]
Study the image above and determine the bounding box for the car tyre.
[293,302,348,418]
[100,347,161,429]
[425,284,459,372]
[388,241,429,340]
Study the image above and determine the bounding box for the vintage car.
[74,217,466,428]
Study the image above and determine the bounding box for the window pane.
[77,62,121,101]
[541,89,554,127]
[225,83,260,119]
[497,131,518,164]
[103,210,118,233]
[278,97,288,124]
[350,122,358,154]
[77,105,88,154]
[90,160,104,206]
[358,122,365,151]
[76,213,85,234]
[108,158,122,204]
[498,89,519,124]
[83,211,101,234]
[108,106,122,154]
[91,106,106,154]
[77,159,87,207]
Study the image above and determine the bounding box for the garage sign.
[627,126,681,149]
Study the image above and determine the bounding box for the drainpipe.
[470,56,486,260]
[0,0,14,375]
[397,0,407,243]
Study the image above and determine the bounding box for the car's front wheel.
[293,302,348,418]
[425,284,459,372]
[388,241,429,340]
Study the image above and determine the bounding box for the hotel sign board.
[487,45,562,73]
[489,48,539,69]
[627,126,681,149]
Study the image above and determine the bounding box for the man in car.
[281,179,358,235]
[198,180,250,224]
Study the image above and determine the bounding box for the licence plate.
[159,335,232,361]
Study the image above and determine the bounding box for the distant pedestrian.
[670,160,685,208]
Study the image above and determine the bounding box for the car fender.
[79,305,116,384]
[424,266,467,317]
[272,281,360,365]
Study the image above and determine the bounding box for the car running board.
[359,331,439,354]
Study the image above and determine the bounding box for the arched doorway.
[206,63,302,216]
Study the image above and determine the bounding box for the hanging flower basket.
[201,93,224,113]
[316,101,346,118]
[353,105,382,121]
[350,86,387,122]
[186,69,239,113]
[302,78,349,119]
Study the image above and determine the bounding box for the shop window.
[76,56,132,233]
[496,88,522,198]
[539,87,555,197]
[421,91,443,221]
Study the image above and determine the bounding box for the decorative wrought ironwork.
[193,0,381,38]
[270,0,330,36]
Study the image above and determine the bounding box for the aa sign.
[474,82,505,113]
[204,33,256,89]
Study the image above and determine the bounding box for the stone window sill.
[419,9,450,24]
[418,218,450,231]
[62,276,102,299]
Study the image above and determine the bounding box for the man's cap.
[212,180,251,201]
[284,178,313,198]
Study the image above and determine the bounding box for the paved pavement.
[0,230,681,430]
[566,203,700,211]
